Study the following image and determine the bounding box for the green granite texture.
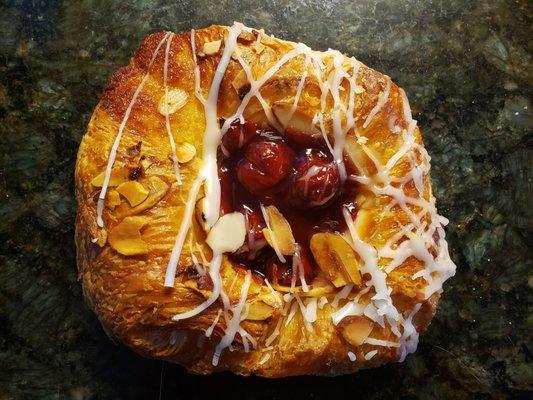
[0,0,531,399]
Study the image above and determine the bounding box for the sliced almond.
[176,142,196,163]
[206,212,246,254]
[237,30,256,44]
[272,102,320,136]
[245,301,274,321]
[140,157,154,171]
[309,232,362,287]
[91,167,129,187]
[106,189,122,210]
[261,206,296,256]
[340,316,374,346]
[116,181,149,207]
[354,85,365,94]
[108,216,150,256]
[157,88,188,116]
[231,69,250,100]
[114,176,169,219]
[202,40,222,56]
[252,41,265,55]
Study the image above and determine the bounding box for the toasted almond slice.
[272,102,321,136]
[202,40,222,56]
[114,176,169,219]
[340,316,374,346]
[252,41,265,55]
[237,30,256,44]
[108,216,150,256]
[176,142,196,163]
[106,189,122,210]
[245,301,275,321]
[140,157,154,171]
[354,85,365,94]
[116,181,149,207]
[91,167,129,187]
[206,212,246,254]
[261,205,296,256]
[310,232,362,287]
[231,69,250,100]
[157,88,188,116]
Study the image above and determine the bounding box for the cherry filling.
[237,141,295,194]
[218,119,357,286]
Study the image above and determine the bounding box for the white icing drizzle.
[163,33,182,185]
[164,176,204,287]
[363,337,400,347]
[318,296,328,309]
[96,32,171,227]
[190,29,206,105]
[329,51,350,181]
[304,297,318,323]
[331,283,354,307]
[265,317,283,347]
[205,308,223,338]
[399,303,422,361]
[294,294,313,332]
[191,253,206,275]
[212,271,252,366]
[171,253,222,320]
[362,78,391,129]
[343,207,401,334]
[347,351,357,362]
[284,300,299,326]
[202,23,244,228]
[364,350,378,360]
[239,328,257,351]
[293,245,309,292]
[330,286,369,325]
[258,353,271,365]
[264,278,283,306]
[285,54,311,124]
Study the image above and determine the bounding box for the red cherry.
[237,141,294,194]
[220,119,259,155]
[244,207,266,242]
[287,149,341,209]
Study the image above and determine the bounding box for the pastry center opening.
[216,118,358,287]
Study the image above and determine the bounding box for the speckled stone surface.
[0,0,531,399]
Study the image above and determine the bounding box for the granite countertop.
[0,1,531,399]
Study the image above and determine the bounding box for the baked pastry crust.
[75,23,455,377]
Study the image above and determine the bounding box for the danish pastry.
[75,23,456,377]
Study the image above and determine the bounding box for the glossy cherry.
[287,149,341,209]
[237,141,294,194]
[220,119,259,155]
[244,207,266,242]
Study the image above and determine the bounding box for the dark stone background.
[0,0,531,399]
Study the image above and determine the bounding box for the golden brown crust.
[75,24,446,377]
